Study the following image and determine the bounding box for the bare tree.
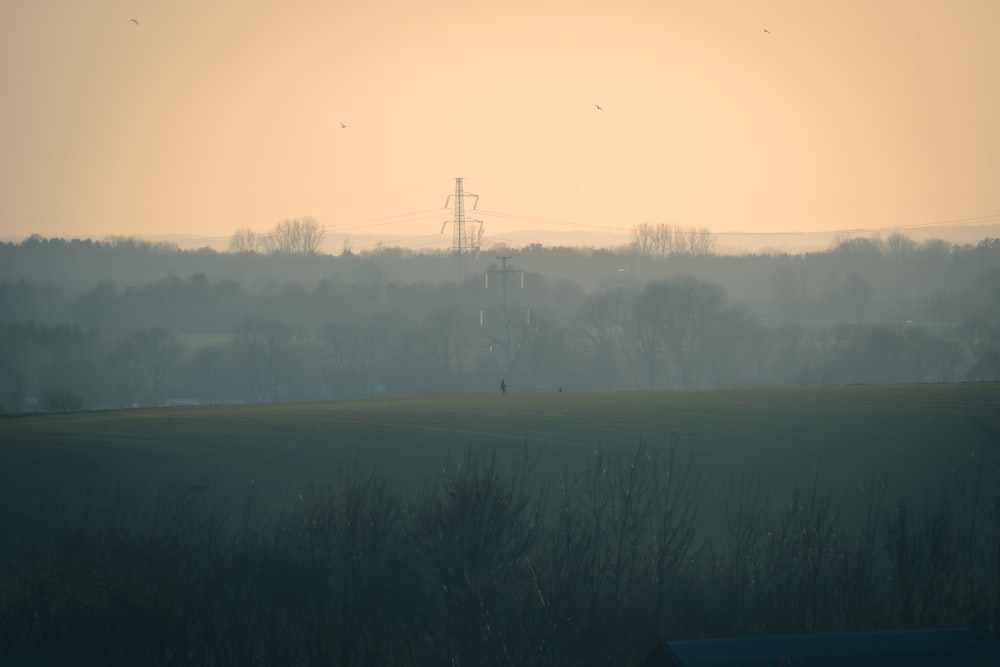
[228,227,258,254]
[538,447,700,664]
[722,470,770,634]
[885,498,959,628]
[260,218,326,255]
[756,469,841,634]
[262,321,299,402]
[106,334,139,407]
[576,288,641,389]
[630,223,657,255]
[634,286,669,388]
[233,316,265,400]
[630,224,715,257]
[837,477,888,630]
[422,305,473,376]
[635,278,726,388]
[688,227,717,256]
[132,328,180,405]
[232,317,303,402]
[884,232,918,260]
[413,451,543,666]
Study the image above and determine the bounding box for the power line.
[476,208,624,233]
[893,213,1000,229]
[484,256,524,374]
[324,209,444,232]
[715,212,1000,237]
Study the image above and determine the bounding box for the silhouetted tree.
[132,328,180,404]
[228,227,258,254]
[259,218,326,255]
[635,278,726,388]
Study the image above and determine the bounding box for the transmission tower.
[442,177,482,256]
[483,255,525,374]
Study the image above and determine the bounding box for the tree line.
[228,218,327,255]
[0,234,998,410]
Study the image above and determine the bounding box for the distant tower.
[483,255,525,374]
[443,177,481,255]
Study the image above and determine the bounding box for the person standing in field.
[500,379,506,394]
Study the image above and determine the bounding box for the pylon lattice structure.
[484,255,525,374]
[444,177,481,255]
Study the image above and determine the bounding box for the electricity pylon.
[483,255,525,373]
[442,177,482,255]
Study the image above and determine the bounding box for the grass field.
[2,383,998,547]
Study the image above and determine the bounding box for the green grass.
[2,383,998,545]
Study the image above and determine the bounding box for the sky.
[2,0,999,252]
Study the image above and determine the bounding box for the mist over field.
[2,233,999,663]
[4,0,1000,659]
[1,231,999,407]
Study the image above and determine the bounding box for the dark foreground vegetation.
[2,448,998,667]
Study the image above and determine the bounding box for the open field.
[2,383,999,547]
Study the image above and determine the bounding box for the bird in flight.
[763,28,770,33]
[340,122,347,129]
[130,18,140,26]
[595,104,604,111]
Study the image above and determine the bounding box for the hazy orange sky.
[2,0,998,251]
